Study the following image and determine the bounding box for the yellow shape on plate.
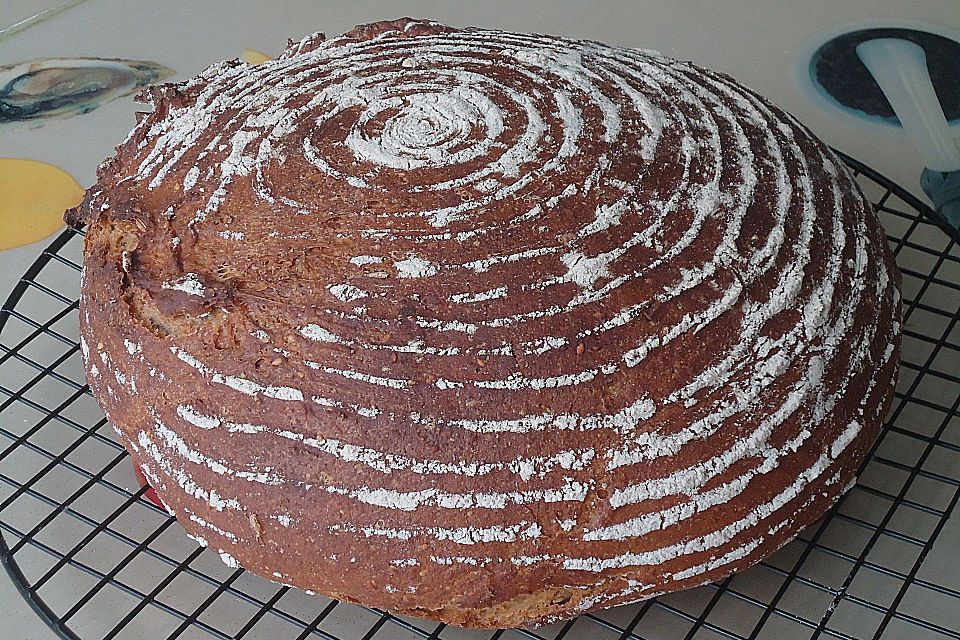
[0,158,84,251]
[241,49,271,65]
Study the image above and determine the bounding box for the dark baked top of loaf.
[73,18,901,627]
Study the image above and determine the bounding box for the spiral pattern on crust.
[77,19,901,626]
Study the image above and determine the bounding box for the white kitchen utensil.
[856,37,960,172]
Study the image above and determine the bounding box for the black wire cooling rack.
[0,153,958,640]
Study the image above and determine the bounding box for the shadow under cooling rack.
[0,153,959,640]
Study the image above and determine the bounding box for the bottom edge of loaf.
[318,492,839,629]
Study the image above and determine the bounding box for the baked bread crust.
[71,18,901,628]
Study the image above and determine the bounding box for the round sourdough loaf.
[70,18,901,628]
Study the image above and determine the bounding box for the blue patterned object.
[0,58,173,124]
[920,168,960,232]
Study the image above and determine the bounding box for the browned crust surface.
[71,18,901,628]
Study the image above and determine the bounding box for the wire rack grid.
[0,153,958,640]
